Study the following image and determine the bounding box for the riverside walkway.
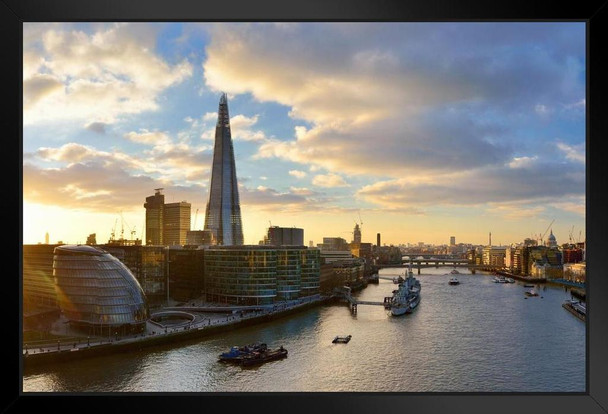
[23,295,324,365]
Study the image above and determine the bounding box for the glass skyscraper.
[204,93,244,245]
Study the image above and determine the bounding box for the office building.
[450,236,456,246]
[267,226,304,246]
[203,245,320,305]
[203,93,244,246]
[144,188,165,245]
[163,201,191,246]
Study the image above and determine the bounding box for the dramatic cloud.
[23,23,193,125]
[357,156,584,210]
[124,130,172,146]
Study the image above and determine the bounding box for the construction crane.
[110,218,118,242]
[569,225,575,245]
[539,219,555,245]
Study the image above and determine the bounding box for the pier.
[332,286,391,314]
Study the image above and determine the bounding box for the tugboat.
[239,346,288,366]
[332,335,352,344]
[390,262,421,316]
[218,343,267,362]
[562,299,585,321]
[448,277,460,285]
[524,288,539,297]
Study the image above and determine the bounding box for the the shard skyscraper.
[203,93,244,245]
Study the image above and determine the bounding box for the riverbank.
[23,295,334,369]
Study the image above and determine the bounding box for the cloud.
[85,121,107,134]
[556,142,585,163]
[288,170,307,179]
[23,23,193,125]
[124,130,172,146]
[312,173,349,188]
[356,156,584,208]
[203,23,583,181]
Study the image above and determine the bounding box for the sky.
[22,22,586,247]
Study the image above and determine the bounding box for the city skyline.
[23,22,586,246]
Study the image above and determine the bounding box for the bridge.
[373,260,504,274]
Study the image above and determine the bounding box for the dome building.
[546,230,558,248]
[52,245,149,336]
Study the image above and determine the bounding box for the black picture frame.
[6,0,607,413]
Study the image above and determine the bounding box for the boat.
[505,277,515,283]
[493,276,508,283]
[239,347,288,366]
[524,284,535,288]
[562,300,586,321]
[332,335,352,344]
[448,277,460,285]
[393,275,404,284]
[450,269,460,274]
[218,343,267,362]
[524,288,539,297]
[390,262,421,316]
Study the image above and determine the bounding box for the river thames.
[22,267,585,393]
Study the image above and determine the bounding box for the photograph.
[21,21,588,395]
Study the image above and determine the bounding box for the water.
[22,268,585,392]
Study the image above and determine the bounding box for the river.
[22,267,585,392]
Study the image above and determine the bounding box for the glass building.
[203,93,244,246]
[52,245,149,335]
[300,248,321,297]
[204,246,320,305]
[204,246,277,305]
[276,248,302,300]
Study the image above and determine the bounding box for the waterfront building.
[23,244,62,316]
[374,245,402,265]
[167,247,205,302]
[144,188,165,245]
[300,248,321,297]
[163,201,191,246]
[482,246,507,267]
[512,245,529,275]
[52,245,149,335]
[267,226,304,246]
[203,93,244,246]
[203,245,320,304]
[563,262,586,283]
[527,246,563,278]
[204,246,277,305]
[276,247,302,300]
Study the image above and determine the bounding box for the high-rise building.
[267,226,304,246]
[163,201,191,246]
[144,188,165,245]
[377,233,381,247]
[44,232,49,244]
[450,236,456,246]
[353,224,361,244]
[204,93,244,246]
